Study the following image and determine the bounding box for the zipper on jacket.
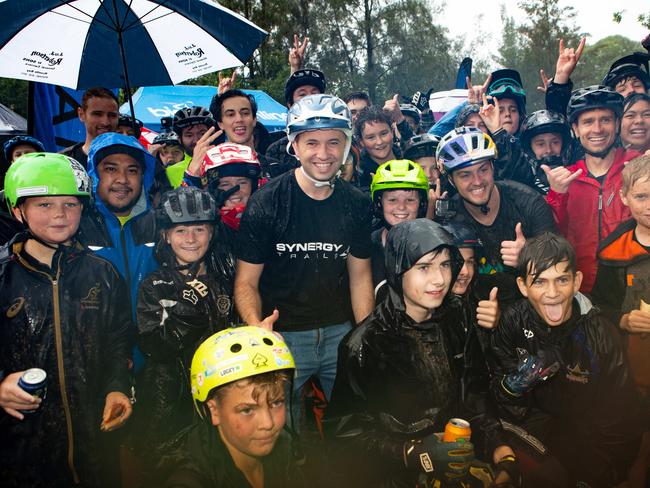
[17,251,80,483]
[597,189,603,242]
[52,276,81,484]
[119,226,133,309]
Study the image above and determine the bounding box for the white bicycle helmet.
[436,127,497,174]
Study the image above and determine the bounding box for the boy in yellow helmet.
[164,326,304,488]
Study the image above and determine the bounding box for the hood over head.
[87,132,156,197]
[384,218,463,296]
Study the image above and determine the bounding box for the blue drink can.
[17,368,47,413]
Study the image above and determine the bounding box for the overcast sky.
[442,0,648,56]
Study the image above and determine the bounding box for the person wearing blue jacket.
[78,132,158,313]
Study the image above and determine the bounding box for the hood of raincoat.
[384,218,463,299]
[87,132,156,201]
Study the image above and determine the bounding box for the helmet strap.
[175,259,204,278]
[18,208,62,251]
[584,141,616,160]
[299,166,339,189]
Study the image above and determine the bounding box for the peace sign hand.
[479,93,501,133]
[289,34,309,72]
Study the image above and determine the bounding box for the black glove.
[502,348,560,396]
[493,456,522,487]
[210,185,240,209]
[404,434,474,480]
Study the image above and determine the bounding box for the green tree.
[0,79,28,118]
[498,0,583,111]
[572,35,641,88]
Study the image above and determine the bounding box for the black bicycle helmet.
[118,114,144,137]
[519,110,573,165]
[152,130,183,148]
[567,85,624,124]
[602,52,650,90]
[157,187,218,229]
[404,133,441,160]
[400,103,421,124]
[284,69,326,106]
[172,106,215,135]
[455,104,481,128]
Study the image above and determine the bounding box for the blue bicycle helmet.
[3,135,45,162]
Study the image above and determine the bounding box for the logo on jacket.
[216,295,231,316]
[80,284,101,310]
[186,279,209,298]
[419,453,434,473]
[6,297,25,318]
[523,328,534,339]
[182,289,198,305]
[565,363,590,384]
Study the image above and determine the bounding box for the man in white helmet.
[234,94,375,427]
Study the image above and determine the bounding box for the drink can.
[17,368,47,413]
[443,418,471,442]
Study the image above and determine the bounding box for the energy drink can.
[443,418,471,442]
[17,368,47,413]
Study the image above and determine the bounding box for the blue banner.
[31,82,88,152]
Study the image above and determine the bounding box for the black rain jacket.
[133,239,237,467]
[323,220,506,487]
[0,232,133,487]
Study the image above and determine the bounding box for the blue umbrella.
[0,0,267,118]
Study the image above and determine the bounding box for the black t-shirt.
[238,171,372,331]
[449,180,557,302]
[370,228,386,288]
[60,142,88,169]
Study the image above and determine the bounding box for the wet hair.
[209,370,291,404]
[622,154,650,195]
[81,87,119,110]
[343,91,371,104]
[209,89,258,123]
[516,232,576,283]
[354,106,393,141]
[623,92,650,114]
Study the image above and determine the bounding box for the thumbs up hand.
[258,308,279,332]
[501,222,526,268]
[476,287,500,329]
[383,94,405,123]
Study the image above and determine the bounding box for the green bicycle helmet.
[371,159,429,221]
[5,152,91,210]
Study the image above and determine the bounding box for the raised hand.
[218,70,237,95]
[426,177,448,220]
[476,287,500,329]
[541,164,582,194]
[289,34,309,72]
[536,68,550,94]
[466,73,492,105]
[554,37,586,84]
[500,223,526,268]
[187,127,223,177]
[383,94,405,123]
[479,93,501,133]
[621,310,650,333]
